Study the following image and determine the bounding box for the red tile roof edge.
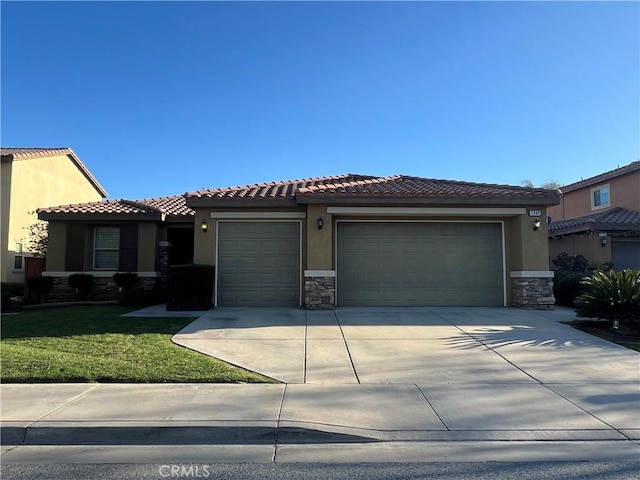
[559,160,640,193]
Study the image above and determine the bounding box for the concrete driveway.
[170,307,640,444]
[172,306,638,385]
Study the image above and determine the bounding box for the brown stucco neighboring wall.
[549,171,640,221]
[549,233,612,267]
[3,154,105,283]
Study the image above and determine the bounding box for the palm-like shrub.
[574,269,640,328]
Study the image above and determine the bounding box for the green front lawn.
[1,306,273,383]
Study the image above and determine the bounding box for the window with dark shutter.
[65,224,85,271]
[94,227,120,269]
[119,223,138,272]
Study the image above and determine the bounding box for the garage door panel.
[337,222,503,306]
[218,222,300,307]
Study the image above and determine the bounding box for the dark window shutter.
[119,224,138,271]
[65,224,85,271]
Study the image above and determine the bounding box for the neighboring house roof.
[187,174,559,207]
[548,207,640,236]
[38,195,193,222]
[559,160,640,194]
[1,147,108,198]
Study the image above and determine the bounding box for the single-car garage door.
[217,222,300,306]
[612,240,640,270]
[337,222,504,306]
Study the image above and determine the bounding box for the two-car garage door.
[337,222,504,306]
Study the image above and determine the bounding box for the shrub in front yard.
[551,253,590,307]
[27,276,54,304]
[575,269,640,331]
[167,264,214,311]
[2,283,23,312]
[68,274,95,300]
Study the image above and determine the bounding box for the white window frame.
[591,184,610,210]
[93,227,120,270]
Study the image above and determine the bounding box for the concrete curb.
[2,423,633,446]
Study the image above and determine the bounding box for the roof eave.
[295,195,560,206]
[37,212,163,222]
[186,197,298,208]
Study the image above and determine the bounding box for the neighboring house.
[39,174,559,309]
[1,147,107,284]
[548,161,640,270]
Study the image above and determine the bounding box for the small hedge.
[167,264,214,311]
[68,274,94,300]
[2,283,23,312]
[113,272,138,293]
[27,276,54,303]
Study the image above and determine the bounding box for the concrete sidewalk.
[2,382,640,462]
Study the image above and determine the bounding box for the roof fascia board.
[37,213,163,222]
[326,206,527,216]
[298,196,559,206]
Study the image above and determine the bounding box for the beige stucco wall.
[137,223,158,271]
[193,210,215,266]
[506,209,550,271]
[549,171,640,221]
[44,221,67,271]
[306,204,332,270]
[2,154,104,283]
[1,162,13,282]
[44,221,159,272]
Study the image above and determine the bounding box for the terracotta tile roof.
[549,207,640,236]
[296,175,555,199]
[186,173,558,206]
[38,195,193,220]
[559,160,640,194]
[188,174,379,200]
[1,147,108,197]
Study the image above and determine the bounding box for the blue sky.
[2,1,639,200]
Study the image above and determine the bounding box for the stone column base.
[510,271,555,310]
[304,270,335,310]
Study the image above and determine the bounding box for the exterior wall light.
[533,218,541,231]
[599,232,608,247]
[201,220,208,233]
[317,217,324,230]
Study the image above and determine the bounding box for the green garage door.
[337,222,504,306]
[612,240,640,270]
[217,222,300,306]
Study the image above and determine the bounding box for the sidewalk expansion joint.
[334,311,361,384]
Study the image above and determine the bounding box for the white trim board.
[326,207,526,216]
[304,270,336,277]
[210,211,306,219]
[510,271,555,278]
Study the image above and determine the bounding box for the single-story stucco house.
[38,174,560,309]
